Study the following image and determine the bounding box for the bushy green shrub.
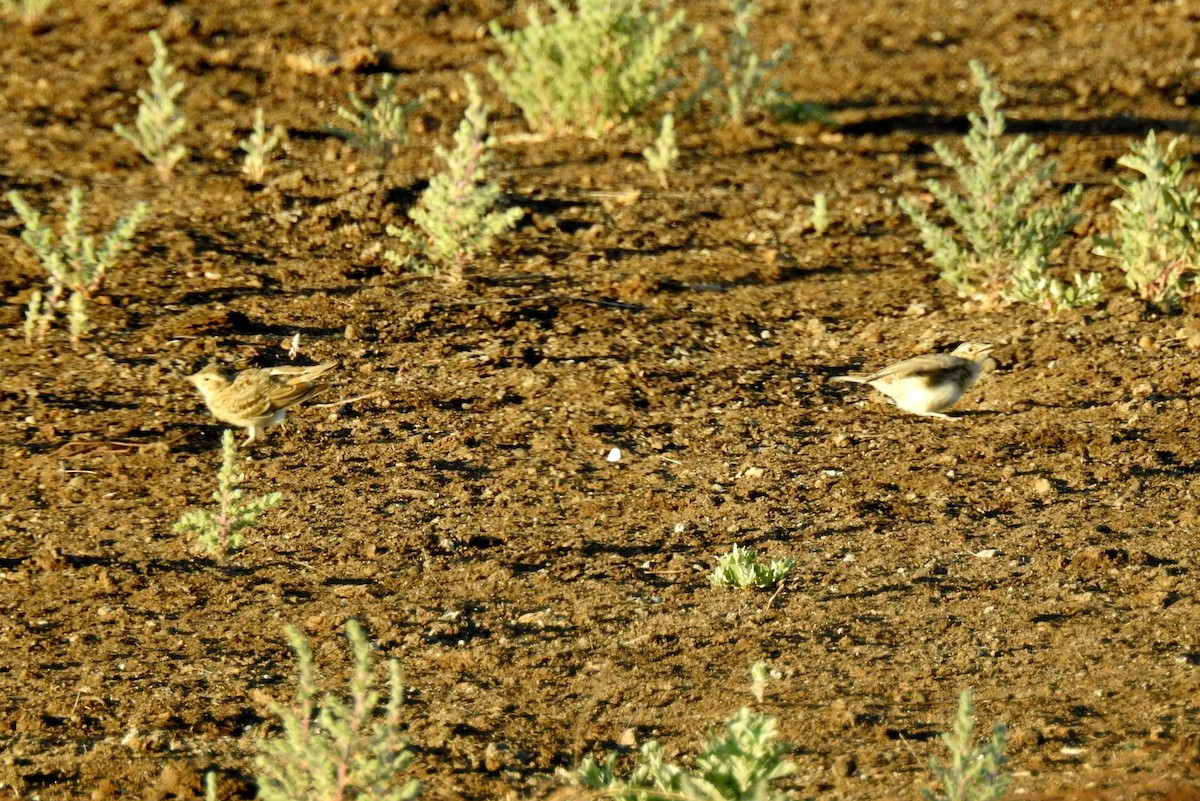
[255,620,420,801]
[1093,130,1200,309]
[8,186,147,344]
[899,61,1099,313]
[488,0,696,138]
[925,691,1009,801]
[384,76,522,281]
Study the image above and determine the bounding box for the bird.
[829,343,995,419]
[187,362,338,444]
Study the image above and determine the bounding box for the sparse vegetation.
[2,0,52,24]
[708,545,794,589]
[569,664,794,801]
[898,60,1099,313]
[643,113,679,188]
[384,75,522,282]
[113,30,188,181]
[811,192,830,235]
[240,107,283,183]
[327,73,422,163]
[700,0,793,125]
[173,430,283,557]
[925,690,1009,801]
[1005,256,1104,314]
[488,0,696,138]
[255,620,420,801]
[8,186,148,345]
[204,771,218,801]
[1093,130,1200,309]
[0,10,1190,801]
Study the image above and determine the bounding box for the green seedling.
[254,620,420,801]
[173,429,282,557]
[114,30,188,180]
[384,75,522,282]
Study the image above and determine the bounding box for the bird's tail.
[829,374,868,384]
[272,362,338,383]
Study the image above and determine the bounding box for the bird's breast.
[870,374,962,413]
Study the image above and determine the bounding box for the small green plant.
[1093,130,1200,309]
[811,192,829,235]
[488,0,696,138]
[255,620,420,801]
[1005,258,1103,314]
[2,0,52,24]
[173,429,282,557]
[8,186,148,345]
[925,690,1009,801]
[748,660,769,703]
[204,771,218,801]
[898,60,1098,313]
[700,0,793,125]
[708,545,794,589]
[240,107,283,183]
[643,113,679,188]
[327,73,421,163]
[384,75,522,282]
[570,664,794,801]
[113,30,188,181]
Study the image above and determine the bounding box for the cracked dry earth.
[3,1,1200,800]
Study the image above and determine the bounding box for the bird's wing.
[219,372,277,418]
[266,378,330,410]
[864,354,961,382]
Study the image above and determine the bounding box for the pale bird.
[829,343,995,419]
[187,362,337,444]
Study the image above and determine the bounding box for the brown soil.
[3,1,1200,799]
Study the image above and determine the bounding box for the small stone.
[830,753,856,778]
[91,779,119,801]
[1033,477,1053,495]
[1008,726,1041,750]
[858,326,884,344]
[482,742,506,772]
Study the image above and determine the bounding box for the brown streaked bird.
[829,343,995,419]
[187,362,337,444]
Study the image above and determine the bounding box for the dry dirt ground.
[3,1,1200,799]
